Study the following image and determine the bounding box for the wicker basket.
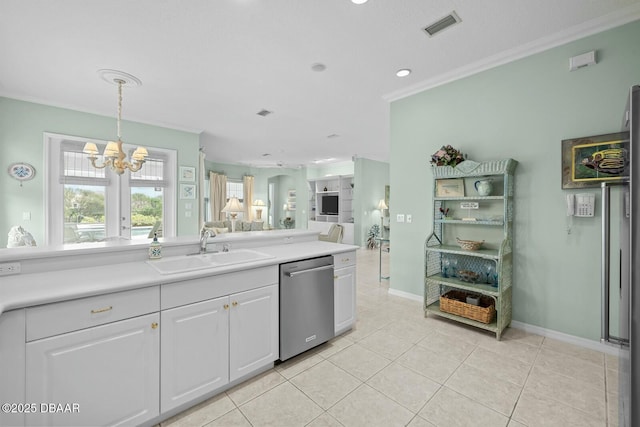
[456,237,484,251]
[440,290,495,324]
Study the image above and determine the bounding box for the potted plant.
[430,145,466,167]
[367,224,380,249]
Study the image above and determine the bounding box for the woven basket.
[440,290,495,324]
[456,237,484,251]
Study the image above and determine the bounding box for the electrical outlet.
[406,214,412,223]
[0,262,21,276]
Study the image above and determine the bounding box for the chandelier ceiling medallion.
[83,70,148,175]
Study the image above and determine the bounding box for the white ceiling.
[1,0,639,168]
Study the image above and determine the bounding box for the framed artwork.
[179,166,196,182]
[435,178,465,197]
[180,184,196,199]
[561,132,630,189]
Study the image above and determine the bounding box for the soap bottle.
[149,233,162,259]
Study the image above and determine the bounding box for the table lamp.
[222,196,244,232]
[377,199,388,237]
[253,199,265,220]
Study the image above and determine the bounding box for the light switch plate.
[397,214,405,223]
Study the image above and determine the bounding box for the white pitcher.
[474,179,493,196]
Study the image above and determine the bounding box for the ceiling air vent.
[423,11,461,37]
[256,109,273,117]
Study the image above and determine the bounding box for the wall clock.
[8,162,36,186]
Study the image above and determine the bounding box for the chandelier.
[83,71,147,175]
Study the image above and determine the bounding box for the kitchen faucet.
[199,228,215,254]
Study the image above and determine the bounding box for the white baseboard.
[387,288,620,356]
[510,320,620,356]
[387,288,423,302]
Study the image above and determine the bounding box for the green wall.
[0,97,201,244]
[390,20,640,340]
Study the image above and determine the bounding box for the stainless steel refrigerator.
[602,84,638,427]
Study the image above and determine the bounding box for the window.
[45,133,176,246]
[203,177,244,222]
[227,180,244,203]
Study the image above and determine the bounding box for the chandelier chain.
[116,79,124,140]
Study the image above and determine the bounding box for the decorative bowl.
[456,237,484,251]
[458,270,480,283]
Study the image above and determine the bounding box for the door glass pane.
[63,185,106,243]
[130,187,164,240]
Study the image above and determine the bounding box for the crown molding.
[383,5,640,103]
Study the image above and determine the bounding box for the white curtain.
[210,172,227,221]
[243,175,255,221]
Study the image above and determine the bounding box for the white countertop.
[0,239,357,316]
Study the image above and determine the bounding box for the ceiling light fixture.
[351,0,368,4]
[257,109,273,117]
[83,71,147,175]
[396,69,412,77]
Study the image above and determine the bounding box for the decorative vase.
[474,179,493,196]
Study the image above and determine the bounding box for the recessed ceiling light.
[351,0,368,4]
[256,109,273,117]
[311,63,327,72]
[396,69,411,77]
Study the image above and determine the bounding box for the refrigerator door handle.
[601,183,612,343]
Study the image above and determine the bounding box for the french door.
[45,133,175,246]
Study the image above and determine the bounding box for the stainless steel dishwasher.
[279,255,335,361]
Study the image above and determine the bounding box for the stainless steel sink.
[147,249,275,274]
[203,249,274,266]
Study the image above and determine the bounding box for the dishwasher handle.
[284,264,333,278]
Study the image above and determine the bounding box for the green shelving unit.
[424,159,517,340]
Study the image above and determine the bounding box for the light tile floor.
[162,248,618,427]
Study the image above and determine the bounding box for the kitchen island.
[0,230,357,427]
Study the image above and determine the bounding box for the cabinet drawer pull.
[90,306,113,314]
[151,322,159,329]
[232,301,238,307]
[342,258,350,262]
[224,304,229,310]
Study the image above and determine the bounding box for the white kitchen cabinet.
[229,284,279,382]
[160,268,279,412]
[161,297,229,412]
[26,313,160,427]
[0,309,26,427]
[334,251,357,335]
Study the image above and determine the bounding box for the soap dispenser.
[149,233,162,259]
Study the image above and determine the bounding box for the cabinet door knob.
[90,306,113,314]
[232,301,238,307]
[334,275,338,279]
[151,322,159,330]
[224,304,229,310]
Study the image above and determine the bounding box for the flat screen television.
[321,195,339,215]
